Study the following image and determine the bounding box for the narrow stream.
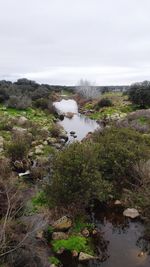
[53,98,150,267]
[54,99,99,142]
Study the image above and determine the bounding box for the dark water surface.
[92,204,150,267]
[53,99,150,267]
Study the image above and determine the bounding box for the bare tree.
[76,79,100,99]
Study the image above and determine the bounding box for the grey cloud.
[0,0,150,84]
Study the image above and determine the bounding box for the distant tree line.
[0,78,74,110]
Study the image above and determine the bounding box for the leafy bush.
[6,139,29,161]
[128,81,150,107]
[0,87,9,103]
[50,124,61,137]
[7,96,32,110]
[34,98,49,110]
[52,235,93,254]
[93,127,150,188]
[46,142,112,206]
[73,216,94,233]
[96,98,113,108]
[32,191,47,207]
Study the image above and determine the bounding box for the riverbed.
[53,98,150,267]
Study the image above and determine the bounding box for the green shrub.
[50,124,61,137]
[34,98,49,110]
[32,191,47,207]
[96,98,113,108]
[73,216,94,233]
[6,139,29,161]
[128,81,150,107]
[46,142,112,206]
[7,96,32,110]
[93,127,150,188]
[52,236,93,254]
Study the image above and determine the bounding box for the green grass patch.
[52,235,94,254]
[0,105,54,127]
[137,116,150,125]
[48,256,61,266]
[84,102,94,110]
[73,216,94,233]
[32,191,47,208]
[43,145,55,156]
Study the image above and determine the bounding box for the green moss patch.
[52,235,94,254]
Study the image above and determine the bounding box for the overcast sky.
[0,0,150,85]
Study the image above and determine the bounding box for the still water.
[54,99,99,141]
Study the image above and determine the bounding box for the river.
[54,99,99,142]
[53,98,150,267]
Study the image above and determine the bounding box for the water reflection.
[54,99,78,114]
[53,99,99,141]
[92,203,150,267]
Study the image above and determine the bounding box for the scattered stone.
[123,208,140,219]
[57,248,65,254]
[82,228,90,238]
[60,138,66,144]
[53,216,72,230]
[92,229,98,235]
[70,131,76,135]
[65,112,74,119]
[35,145,44,155]
[59,133,68,142]
[43,140,48,145]
[12,127,27,135]
[54,143,62,149]
[73,135,77,138]
[72,250,78,257]
[17,116,28,126]
[59,114,64,120]
[28,151,34,157]
[138,251,144,257]
[52,232,68,240]
[36,230,44,239]
[79,252,95,262]
[47,137,57,145]
[114,200,122,205]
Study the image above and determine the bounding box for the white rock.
[123,208,140,219]
[114,200,122,205]
[53,216,72,230]
[79,252,95,262]
[17,116,28,126]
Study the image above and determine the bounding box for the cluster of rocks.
[48,215,107,267]
[70,131,77,139]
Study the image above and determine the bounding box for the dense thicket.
[46,142,112,206]
[128,81,150,107]
[0,78,73,106]
[46,127,150,207]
